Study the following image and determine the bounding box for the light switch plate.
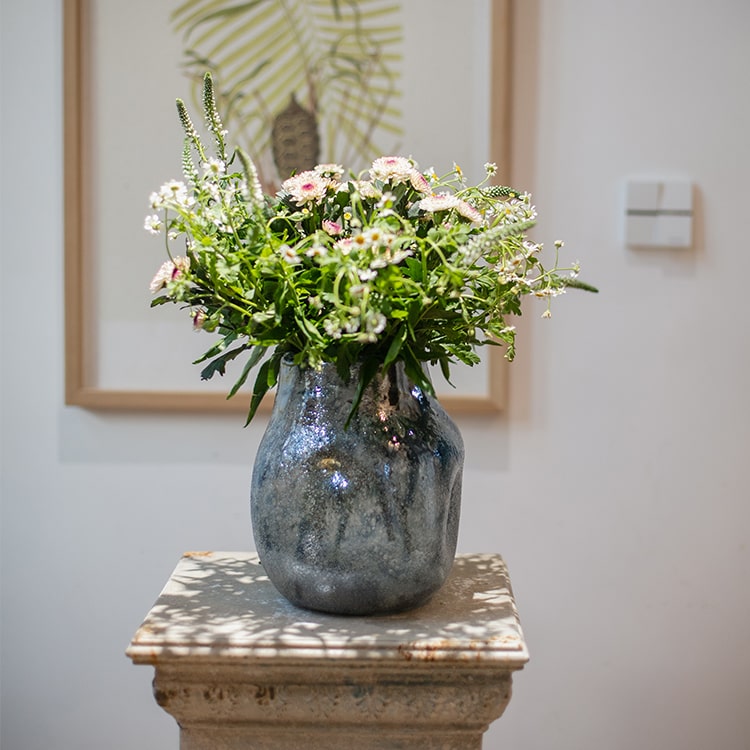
[625,179,693,248]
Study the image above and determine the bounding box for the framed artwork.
[64,0,512,417]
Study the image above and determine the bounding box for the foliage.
[146,74,595,424]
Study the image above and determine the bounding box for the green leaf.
[198,343,249,380]
[382,324,407,370]
[193,332,238,365]
[346,356,381,428]
[404,257,422,281]
[245,352,281,425]
[438,357,453,387]
[227,345,267,398]
[401,345,434,397]
[245,359,273,425]
[296,314,325,343]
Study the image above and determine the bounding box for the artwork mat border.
[63,0,512,417]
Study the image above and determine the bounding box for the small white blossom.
[144,214,163,234]
[279,244,302,264]
[336,238,354,256]
[351,233,371,251]
[534,286,566,298]
[353,180,382,200]
[314,163,344,180]
[202,158,226,178]
[388,246,413,265]
[522,240,542,256]
[323,317,343,339]
[157,180,194,210]
[161,179,186,196]
[376,191,395,211]
[363,228,384,246]
[306,243,328,259]
[205,182,222,203]
[365,311,387,335]
[344,316,361,334]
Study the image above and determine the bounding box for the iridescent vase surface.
[251,358,464,615]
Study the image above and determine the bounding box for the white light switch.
[625,179,693,248]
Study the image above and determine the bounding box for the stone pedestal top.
[127,551,529,667]
[127,552,528,750]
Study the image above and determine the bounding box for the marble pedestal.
[127,552,528,750]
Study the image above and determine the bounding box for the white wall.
[2,1,749,749]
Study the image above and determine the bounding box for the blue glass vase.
[251,357,464,615]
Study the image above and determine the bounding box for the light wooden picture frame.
[64,0,512,417]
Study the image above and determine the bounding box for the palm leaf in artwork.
[171,0,403,187]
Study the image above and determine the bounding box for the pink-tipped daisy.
[370,156,415,185]
[281,170,329,206]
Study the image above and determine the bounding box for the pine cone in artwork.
[271,94,320,180]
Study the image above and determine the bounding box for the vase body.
[251,358,464,615]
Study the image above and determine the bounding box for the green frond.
[170,0,403,171]
[198,5,280,62]
[177,1,270,42]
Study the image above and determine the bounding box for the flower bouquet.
[146,73,595,423]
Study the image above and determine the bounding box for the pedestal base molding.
[128,552,528,749]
